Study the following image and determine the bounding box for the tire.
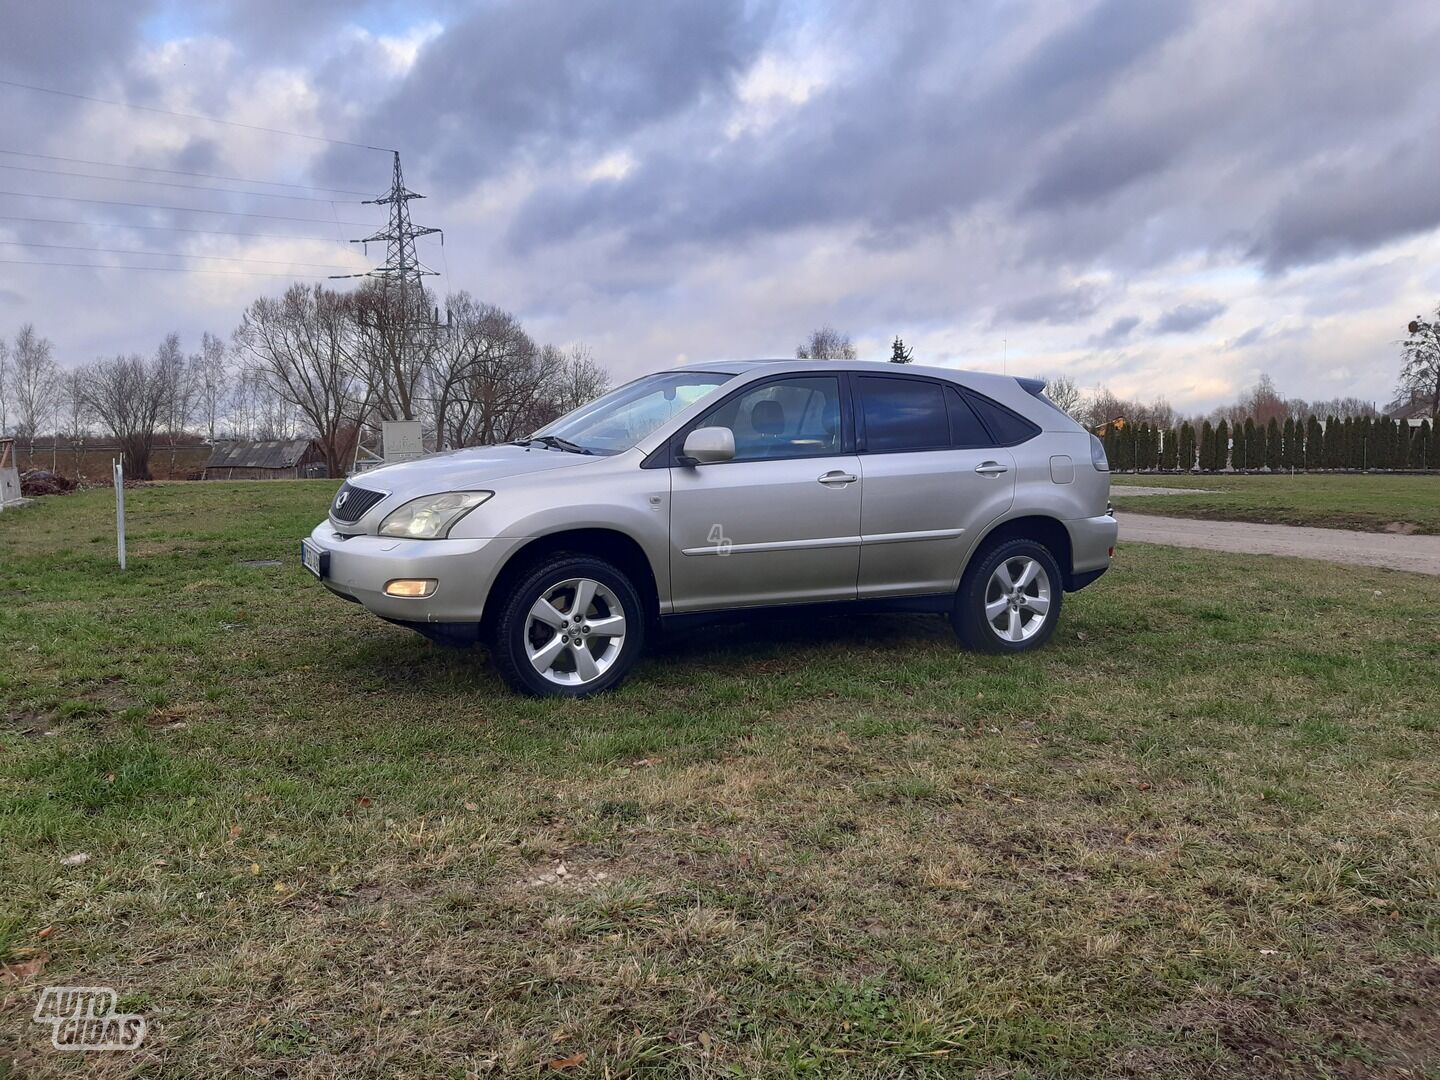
[488,553,646,697]
[952,537,1063,654]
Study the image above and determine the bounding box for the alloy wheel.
[524,577,627,686]
[983,556,1051,643]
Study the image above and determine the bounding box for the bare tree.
[195,331,230,441]
[0,336,9,435]
[60,369,91,440]
[1038,374,1083,416]
[550,344,610,417]
[350,279,441,422]
[151,332,200,471]
[233,283,363,476]
[1397,305,1440,420]
[11,324,58,440]
[796,326,857,360]
[1079,386,1175,431]
[1239,373,1288,425]
[428,295,543,448]
[1308,396,1377,420]
[80,353,169,478]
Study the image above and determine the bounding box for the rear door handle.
[974,461,1008,476]
[818,470,858,485]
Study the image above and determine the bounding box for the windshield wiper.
[514,435,593,455]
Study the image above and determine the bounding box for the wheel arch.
[482,528,661,636]
[965,515,1076,590]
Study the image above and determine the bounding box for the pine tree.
[1215,419,1229,471]
[1179,422,1196,471]
[1281,417,1295,470]
[1160,427,1177,470]
[1324,415,1341,469]
[1395,419,1410,471]
[1243,418,1258,471]
[1266,417,1282,471]
[1199,421,1214,472]
[1305,416,1322,471]
[1413,420,1432,469]
[889,336,914,364]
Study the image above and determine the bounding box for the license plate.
[300,538,327,579]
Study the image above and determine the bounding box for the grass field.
[2,482,1438,1078]
[1110,473,1440,534]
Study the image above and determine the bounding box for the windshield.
[532,370,734,454]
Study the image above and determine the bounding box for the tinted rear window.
[945,388,991,448]
[965,392,1041,445]
[858,377,949,451]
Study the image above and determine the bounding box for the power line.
[0,148,372,196]
[0,256,336,279]
[0,162,368,204]
[0,188,373,226]
[0,78,394,153]
[0,239,356,271]
[0,213,351,244]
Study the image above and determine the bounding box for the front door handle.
[974,461,1008,476]
[817,470,858,486]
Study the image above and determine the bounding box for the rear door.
[853,374,1016,598]
[667,374,862,612]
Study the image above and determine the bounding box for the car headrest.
[752,399,785,435]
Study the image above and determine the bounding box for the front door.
[669,375,861,612]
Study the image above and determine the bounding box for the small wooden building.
[203,439,327,480]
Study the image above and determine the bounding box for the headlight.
[378,492,492,539]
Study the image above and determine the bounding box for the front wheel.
[952,538,1063,653]
[489,554,646,697]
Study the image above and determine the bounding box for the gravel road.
[1119,512,1440,576]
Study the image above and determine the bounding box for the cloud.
[1088,316,1142,348]
[2,0,1440,418]
[1154,300,1226,334]
[995,284,1106,326]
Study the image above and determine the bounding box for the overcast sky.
[2,0,1438,412]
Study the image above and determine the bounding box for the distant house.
[1390,396,1436,429]
[203,439,328,480]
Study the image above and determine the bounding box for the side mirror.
[680,426,735,465]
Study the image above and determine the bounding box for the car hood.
[351,444,597,495]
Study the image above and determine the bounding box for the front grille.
[330,482,387,524]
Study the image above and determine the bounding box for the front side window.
[534,371,733,454]
[696,376,842,461]
[858,376,949,451]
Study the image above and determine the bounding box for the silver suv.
[302,360,1116,696]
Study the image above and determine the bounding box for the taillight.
[1089,434,1110,472]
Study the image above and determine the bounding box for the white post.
[113,458,127,570]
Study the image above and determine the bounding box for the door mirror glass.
[681,426,736,464]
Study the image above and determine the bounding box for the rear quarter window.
[963,391,1042,446]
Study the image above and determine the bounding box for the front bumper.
[304,522,525,623]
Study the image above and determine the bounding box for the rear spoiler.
[1015,376,1046,397]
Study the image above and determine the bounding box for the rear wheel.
[952,538,1063,653]
[489,554,646,697]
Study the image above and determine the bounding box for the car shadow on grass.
[320,608,959,699]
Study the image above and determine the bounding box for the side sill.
[660,593,953,633]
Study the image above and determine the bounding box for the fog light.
[384,579,437,598]
[1108,546,1115,557]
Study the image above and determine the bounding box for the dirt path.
[1119,512,1440,576]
